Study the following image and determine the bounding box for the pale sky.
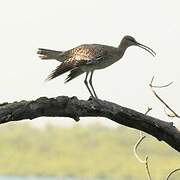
[0,0,180,127]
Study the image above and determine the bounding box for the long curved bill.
[136,42,156,57]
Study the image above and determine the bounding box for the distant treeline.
[0,122,179,179]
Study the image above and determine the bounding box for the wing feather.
[46,57,87,81]
[65,68,84,83]
[46,44,107,81]
[46,63,75,81]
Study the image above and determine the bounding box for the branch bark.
[0,96,180,152]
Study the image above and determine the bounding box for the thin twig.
[164,107,177,118]
[145,156,152,180]
[134,135,146,163]
[151,89,179,118]
[145,107,152,115]
[166,168,180,180]
[149,76,180,118]
[150,76,173,88]
[133,107,152,180]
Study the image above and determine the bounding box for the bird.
[37,35,156,99]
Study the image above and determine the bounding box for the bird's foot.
[87,96,102,106]
[88,96,99,101]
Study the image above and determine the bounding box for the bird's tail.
[37,48,64,62]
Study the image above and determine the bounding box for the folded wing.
[46,44,105,81]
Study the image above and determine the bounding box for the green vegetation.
[0,122,179,179]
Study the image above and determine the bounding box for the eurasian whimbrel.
[37,35,156,98]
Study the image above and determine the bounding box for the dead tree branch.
[0,96,180,152]
[150,76,173,88]
[166,168,180,180]
[149,76,180,118]
[134,135,152,180]
[134,107,152,180]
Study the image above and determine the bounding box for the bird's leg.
[84,72,94,98]
[89,71,98,99]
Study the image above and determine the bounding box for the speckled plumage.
[38,36,155,98]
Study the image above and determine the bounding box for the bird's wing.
[46,63,74,81]
[46,44,106,81]
[46,56,87,81]
[67,44,105,66]
[65,67,84,83]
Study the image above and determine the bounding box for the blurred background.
[0,0,179,179]
[0,124,179,180]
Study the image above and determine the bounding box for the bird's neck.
[118,42,128,58]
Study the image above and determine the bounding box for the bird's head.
[120,35,156,56]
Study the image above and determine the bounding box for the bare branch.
[134,108,152,180]
[151,89,179,118]
[150,76,173,88]
[149,77,180,118]
[145,156,152,180]
[0,96,180,152]
[145,107,152,115]
[164,107,177,118]
[166,168,180,180]
[134,134,146,163]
